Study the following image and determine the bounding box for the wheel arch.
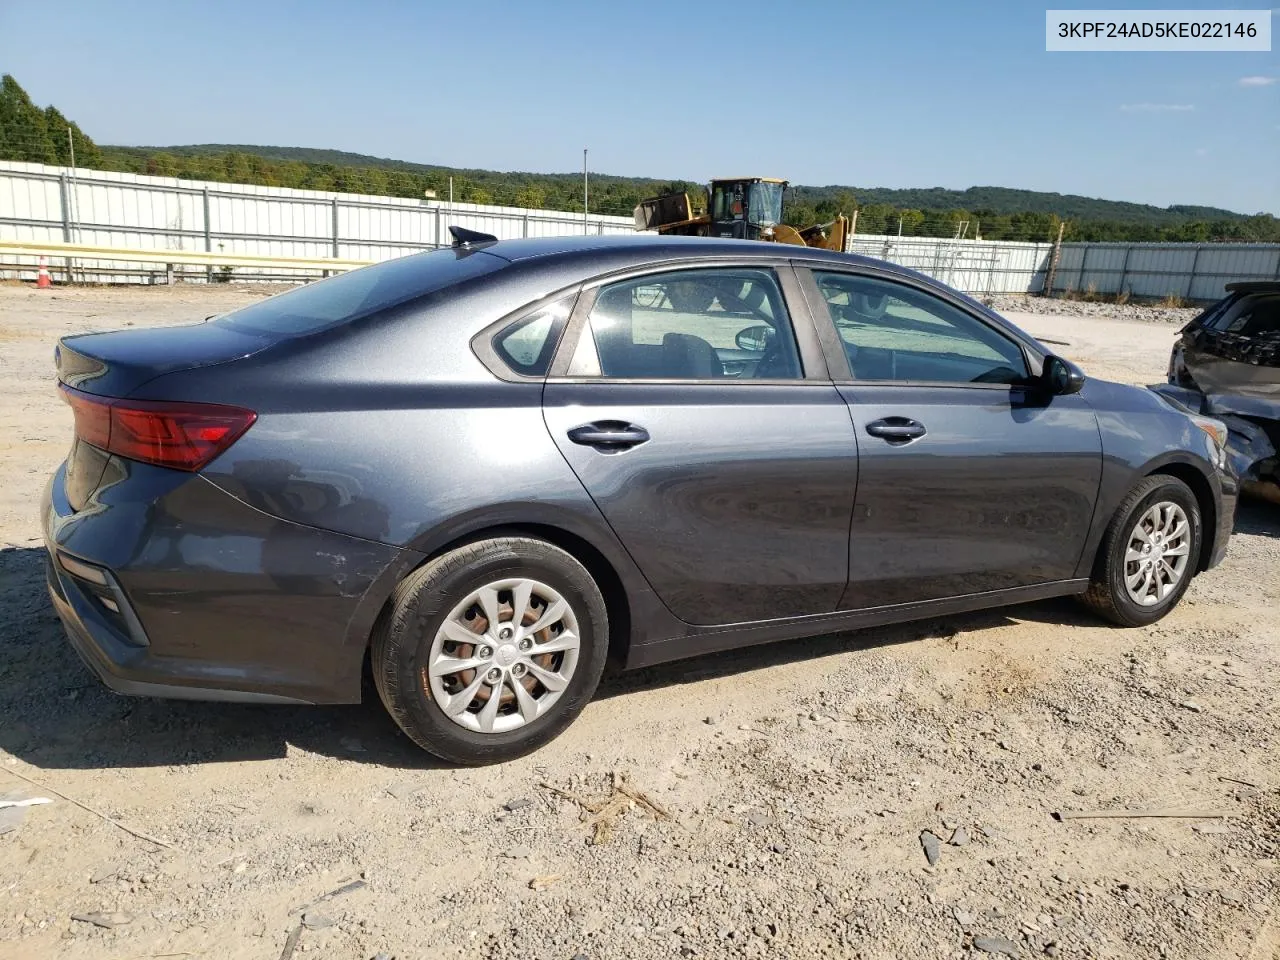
[421,522,632,668]
[1078,451,1219,584]
[357,511,641,674]
[1146,459,1217,573]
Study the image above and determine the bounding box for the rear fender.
[341,499,667,690]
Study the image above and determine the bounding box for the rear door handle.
[567,421,650,450]
[865,417,926,444]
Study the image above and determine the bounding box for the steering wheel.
[754,331,791,379]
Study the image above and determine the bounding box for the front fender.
[1072,379,1230,579]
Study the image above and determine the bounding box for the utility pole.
[66,126,79,282]
[1043,220,1066,297]
[583,148,589,235]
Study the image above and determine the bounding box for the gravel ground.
[987,295,1203,327]
[0,284,1276,960]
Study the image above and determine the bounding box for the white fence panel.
[2,160,1278,297]
[848,235,1054,295]
[0,160,636,282]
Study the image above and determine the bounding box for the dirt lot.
[0,284,1276,960]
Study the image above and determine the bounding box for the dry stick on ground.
[277,923,304,960]
[1054,808,1230,821]
[1218,776,1260,789]
[540,771,672,845]
[0,766,175,849]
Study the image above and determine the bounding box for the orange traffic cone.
[36,256,52,289]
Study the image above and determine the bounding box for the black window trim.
[1207,292,1280,333]
[791,262,1048,389]
[546,259,831,385]
[470,286,582,383]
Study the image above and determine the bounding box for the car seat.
[661,332,721,379]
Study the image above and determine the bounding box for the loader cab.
[708,178,787,240]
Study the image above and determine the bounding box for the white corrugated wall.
[2,160,1278,296]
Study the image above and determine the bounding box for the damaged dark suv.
[1159,281,1280,503]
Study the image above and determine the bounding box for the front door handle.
[567,421,650,450]
[865,417,926,444]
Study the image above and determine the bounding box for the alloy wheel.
[1123,501,1191,607]
[424,578,580,734]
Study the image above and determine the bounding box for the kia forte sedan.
[43,233,1236,764]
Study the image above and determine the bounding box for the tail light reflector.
[59,385,256,472]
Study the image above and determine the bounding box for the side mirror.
[1044,355,1086,395]
[735,324,774,352]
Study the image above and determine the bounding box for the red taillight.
[59,385,256,472]
[61,384,112,450]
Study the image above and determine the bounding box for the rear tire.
[372,537,609,765]
[1078,475,1201,627]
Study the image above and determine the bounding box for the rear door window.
[215,248,505,336]
[569,268,803,380]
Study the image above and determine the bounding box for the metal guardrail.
[0,238,371,273]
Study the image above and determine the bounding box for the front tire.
[372,537,609,765]
[1078,475,1201,627]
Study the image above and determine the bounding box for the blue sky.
[1,0,1276,213]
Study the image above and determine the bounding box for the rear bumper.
[42,459,413,704]
[46,549,309,704]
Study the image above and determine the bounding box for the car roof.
[460,234,1016,339]
[1224,281,1280,295]
[475,233,914,275]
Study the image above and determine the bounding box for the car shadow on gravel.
[6,502,1277,772]
[598,596,1095,701]
[1234,500,1280,539]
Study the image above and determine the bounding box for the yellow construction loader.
[633,177,849,251]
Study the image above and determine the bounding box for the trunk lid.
[57,321,274,397]
[57,321,273,510]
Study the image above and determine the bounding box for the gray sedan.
[43,233,1237,764]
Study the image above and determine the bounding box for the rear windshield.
[215,248,505,336]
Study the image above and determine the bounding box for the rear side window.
[1217,295,1280,336]
[493,296,574,377]
[215,248,505,336]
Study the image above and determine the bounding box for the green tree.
[856,203,897,234]
[222,152,255,183]
[514,184,545,209]
[0,74,56,163]
[44,106,102,167]
[783,202,818,228]
[145,152,180,177]
[898,208,926,235]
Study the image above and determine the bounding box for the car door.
[541,263,858,627]
[799,266,1103,609]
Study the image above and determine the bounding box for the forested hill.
[139,144,1246,225]
[101,143,1280,243]
[2,74,1276,243]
